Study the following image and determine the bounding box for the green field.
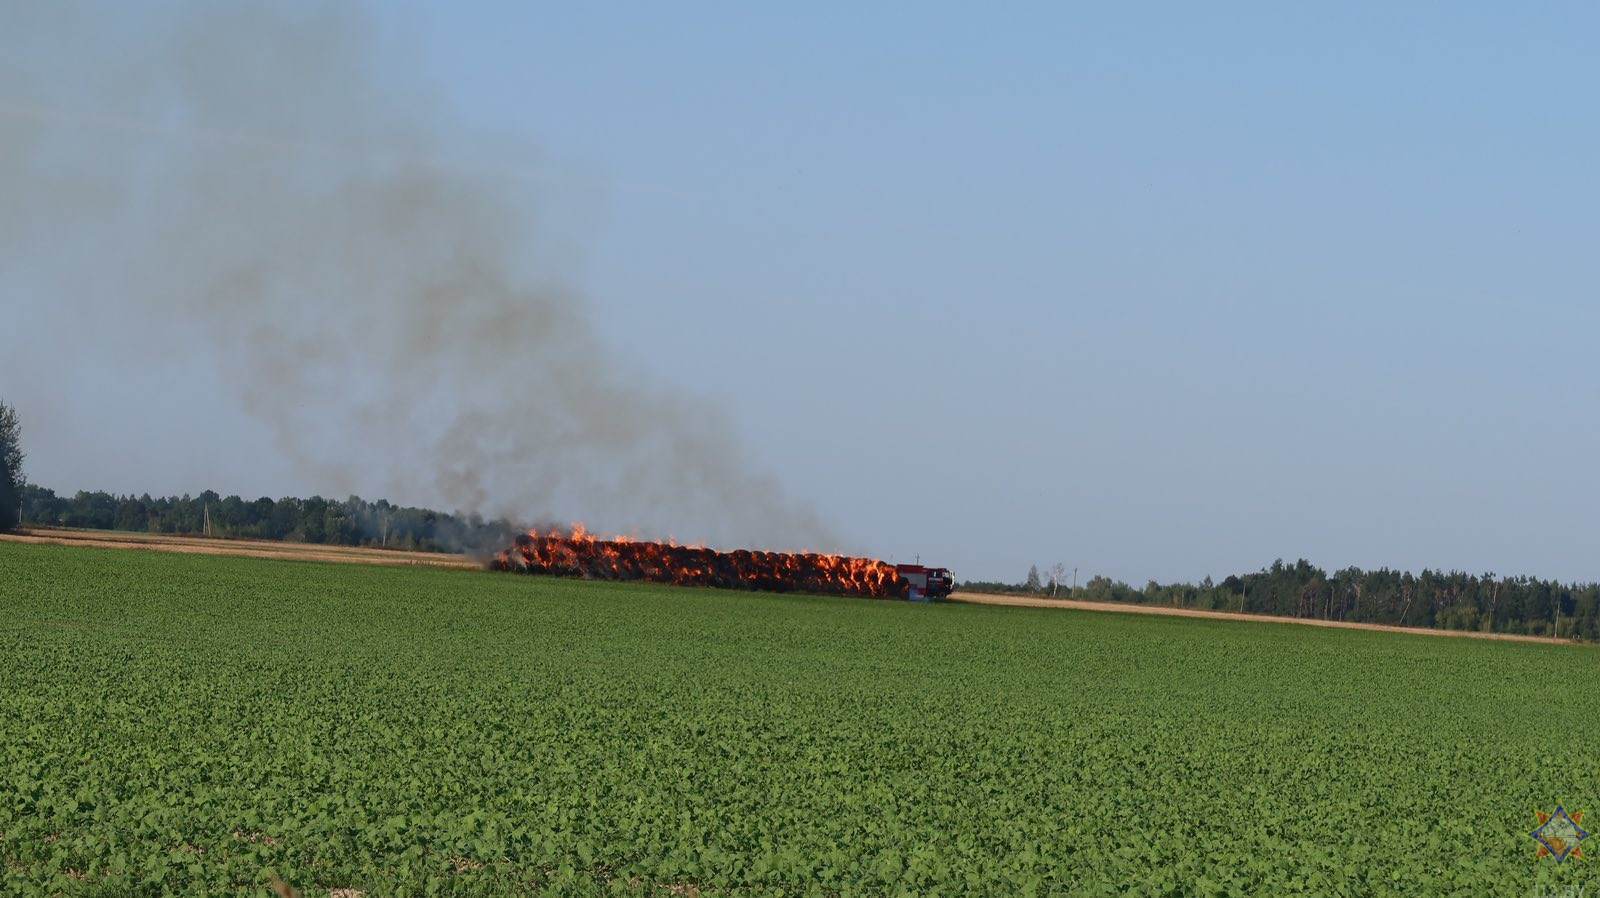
[2,542,1597,896]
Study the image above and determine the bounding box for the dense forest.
[18,484,517,554]
[964,558,1600,640]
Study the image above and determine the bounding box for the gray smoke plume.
[1,2,835,550]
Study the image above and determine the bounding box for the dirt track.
[949,591,1572,644]
[0,527,481,570]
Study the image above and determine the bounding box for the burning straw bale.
[490,526,910,599]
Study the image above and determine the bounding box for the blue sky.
[5,3,1597,582]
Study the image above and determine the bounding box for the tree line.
[17,484,518,554]
[965,558,1600,640]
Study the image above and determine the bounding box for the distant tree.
[1049,563,1067,598]
[1024,564,1042,592]
[0,400,23,530]
[19,483,61,526]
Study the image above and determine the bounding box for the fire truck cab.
[896,564,954,602]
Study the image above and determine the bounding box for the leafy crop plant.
[1,542,1595,895]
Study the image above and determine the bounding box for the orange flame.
[490,525,910,599]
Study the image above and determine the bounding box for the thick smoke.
[0,2,835,550]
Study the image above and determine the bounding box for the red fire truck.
[895,564,954,602]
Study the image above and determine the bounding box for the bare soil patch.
[0,527,480,570]
[949,591,1572,644]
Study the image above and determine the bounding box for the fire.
[489,527,911,599]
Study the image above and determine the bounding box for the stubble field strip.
[0,527,480,569]
[948,591,1573,644]
[1,541,1596,896]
